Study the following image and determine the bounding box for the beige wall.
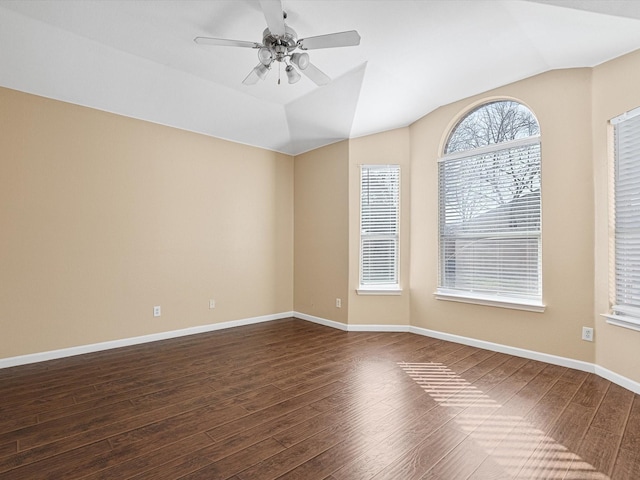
[347,129,411,326]
[0,87,293,358]
[592,49,640,384]
[410,69,596,362]
[293,141,349,323]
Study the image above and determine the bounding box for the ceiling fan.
[194,0,361,86]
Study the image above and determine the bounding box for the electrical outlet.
[153,305,161,317]
[582,326,594,342]
[336,298,342,308]
[209,299,215,309]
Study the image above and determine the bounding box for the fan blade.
[301,62,331,86]
[242,63,272,85]
[194,37,261,48]
[259,0,285,37]
[298,30,361,50]
[242,68,261,85]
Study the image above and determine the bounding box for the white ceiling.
[1,0,639,155]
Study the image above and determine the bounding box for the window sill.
[601,313,640,332]
[357,286,402,296]
[434,290,545,313]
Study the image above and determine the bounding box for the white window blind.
[438,138,542,301]
[609,108,640,329]
[360,165,400,287]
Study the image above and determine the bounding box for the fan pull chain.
[278,62,281,85]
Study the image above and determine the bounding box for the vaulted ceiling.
[1,0,639,155]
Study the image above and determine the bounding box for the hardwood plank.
[515,399,598,479]
[0,441,16,459]
[1,440,111,480]
[107,404,247,450]
[517,376,617,480]
[447,348,498,374]
[463,366,567,471]
[620,394,640,451]
[272,394,406,449]
[521,378,582,430]
[370,425,467,480]
[469,377,583,479]
[132,438,285,480]
[612,446,640,480]
[561,367,589,385]
[421,361,553,479]
[576,426,621,477]
[571,374,610,409]
[276,434,378,480]
[80,433,213,480]
[234,428,348,480]
[0,384,243,471]
[0,415,37,437]
[1,398,137,449]
[330,405,458,479]
[591,383,634,434]
[205,381,347,442]
[124,407,319,480]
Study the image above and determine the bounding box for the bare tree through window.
[446,101,539,153]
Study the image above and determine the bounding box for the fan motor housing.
[262,26,298,61]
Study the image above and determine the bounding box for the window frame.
[436,101,544,312]
[358,164,401,295]
[602,106,640,331]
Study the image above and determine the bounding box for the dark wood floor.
[1,318,639,479]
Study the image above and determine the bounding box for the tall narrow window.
[359,165,400,291]
[606,107,640,331]
[437,101,543,310]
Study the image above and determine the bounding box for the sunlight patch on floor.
[398,362,609,479]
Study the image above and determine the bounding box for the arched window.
[437,100,543,310]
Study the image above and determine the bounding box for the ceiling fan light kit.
[194,0,360,86]
[291,52,309,70]
[285,64,301,84]
[254,63,270,80]
[258,47,273,66]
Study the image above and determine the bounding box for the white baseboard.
[409,326,596,374]
[348,323,410,332]
[293,312,349,331]
[595,365,640,395]
[293,312,410,333]
[0,311,294,369]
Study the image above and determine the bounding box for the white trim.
[610,105,640,125]
[356,286,402,296]
[293,312,408,332]
[595,365,640,395]
[439,135,540,162]
[408,325,594,373]
[357,164,399,170]
[435,290,546,313]
[347,323,410,332]
[293,312,349,331]
[0,312,294,369]
[602,313,640,332]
